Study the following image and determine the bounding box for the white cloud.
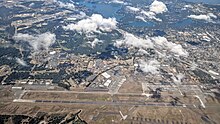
[113,31,188,75]
[110,0,128,5]
[188,13,217,21]
[87,38,103,48]
[208,13,217,18]
[63,14,117,33]
[66,11,86,21]
[126,0,168,22]
[114,32,154,49]
[139,59,160,74]
[188,15,210,21]
[152,36,188,57]
[16,58,28,66]
[143,0,168,21]
[149,0,168,14]
[13,32,56,52]
[135,16,147,22]
[126,6,140,12]
[184,5,193,8]
[140,10,162,22]
[141,11,155,18]
[29,3,35,7]
[182,4,193,10]
[58,1,75,10]
[114,31,187,57]
[43,0,76,10]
